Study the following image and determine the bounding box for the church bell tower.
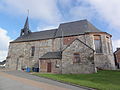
[20,16,31,36]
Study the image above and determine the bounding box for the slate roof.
[11,19,102,43]
[13,29,57,42]
[55,19,101,37]
[39,51,62,59]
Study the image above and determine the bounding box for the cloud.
[0,0,120,54]
[59,0,120,31]
[112,39,120,51]
[1,0,120,30]
[88,0,120,30]
[58,0,97,21]
[0,51,8,62]
[57,0,73,9]
[0,28,11,61]
[69,5,96,20]
[0,0,62,24]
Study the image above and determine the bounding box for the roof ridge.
[60,19,87,25]
[32,29,58,33]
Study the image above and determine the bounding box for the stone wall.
[6,42,26,70]
[6,32,116,71]
[62,39,95,74]
[94,54,115,70]
[6,39,53,70]
[91,33,115,70]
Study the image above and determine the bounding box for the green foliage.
[33,70,120,90]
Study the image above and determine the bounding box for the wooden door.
[47,62,51,72]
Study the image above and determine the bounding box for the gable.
[63,38,94,52]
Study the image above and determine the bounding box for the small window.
[73,53,80,63]
[31,46,35,56]
[94,35,102,53]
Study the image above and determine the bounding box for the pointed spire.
[24,16,29,30]
[20,16,31,36]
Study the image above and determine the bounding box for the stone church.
[6,17,115,74]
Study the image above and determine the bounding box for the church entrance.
[47,62,51,72]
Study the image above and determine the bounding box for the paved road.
[0,71,89,90]
[0,74,43,90]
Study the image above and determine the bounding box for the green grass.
[33,70,120,90]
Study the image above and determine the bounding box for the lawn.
[33,70,120,90]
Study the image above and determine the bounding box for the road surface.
[0,71,89,90]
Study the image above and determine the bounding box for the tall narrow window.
[94,35,102,53]
[106,37,111,54]
[31,46,35,56]
[73,53,80,63]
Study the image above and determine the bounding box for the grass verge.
[33,70,120,90]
